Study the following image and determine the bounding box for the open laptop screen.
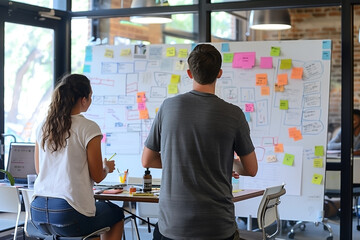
[6,142,36,184]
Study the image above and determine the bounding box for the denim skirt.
[31,196,124,237]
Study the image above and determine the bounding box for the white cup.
[27,174,37,189]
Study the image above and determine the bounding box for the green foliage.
[0,169,15,186]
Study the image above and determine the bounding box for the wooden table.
[94,188,264,203]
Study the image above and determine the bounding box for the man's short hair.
[187,44,222,85]
[354,109,360,117]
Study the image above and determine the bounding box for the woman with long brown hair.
[31,74,124,240]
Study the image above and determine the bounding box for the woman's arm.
[87,135,115,183]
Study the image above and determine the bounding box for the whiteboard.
[83,40,331,222]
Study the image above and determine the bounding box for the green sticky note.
[280,59,292,69]
[279,100,288,110]
[314,146,324,156]
[312,174,323,185]
[283,153,294,166]
[270,46,280,56]
[223,53,234,63]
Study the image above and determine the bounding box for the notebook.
[5,142,36,184]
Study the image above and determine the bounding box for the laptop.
[5,142,36,185]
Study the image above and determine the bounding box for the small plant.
[0,169,15,186]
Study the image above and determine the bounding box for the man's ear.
[217,69,223,78]
[187,69,193,79]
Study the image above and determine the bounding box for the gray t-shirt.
[145,90,255,240]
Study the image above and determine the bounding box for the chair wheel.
[327,236,333,240]
[300,224,306,231]
[288,232,295,239]
[357,225,360,231]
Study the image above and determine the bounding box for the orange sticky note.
[137,92,146,103]
[274,83,284,92]
[256,74,268,86]
[277,74,288,86]
[291,67,303,80]
[293,130,303,141]
[139,109,149,119]
[274,143,284,153]
[261,86,270,96]
[288,127,297,138]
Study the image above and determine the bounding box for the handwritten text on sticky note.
[283,153,295,166]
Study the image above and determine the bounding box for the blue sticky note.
[244,112,251,122]
[221,43,230,52]
[322,40,331,49]
[322,51,331,60]
[83,64,91,73]
[85,46,92,62]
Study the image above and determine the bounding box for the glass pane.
[211,12,237,41]
[4,23,54,163]
[73,0,196,11]
[12,0,66,10]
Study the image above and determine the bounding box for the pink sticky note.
[138,102,146,110]
[260,57,273,69]
[101,133,106,143]
[245,103,254,112]
[232,52,255,69]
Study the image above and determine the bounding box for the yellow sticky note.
[280,59,292,69]
[313,158,323,168]
[104,49,114,58]
[168,84,178,94]
[312,174,323,185]
[283,153,294,166]
[291,67,303,79]
[166,47,176,57]
[270,46,280,56]
[170,74,180,84]
[277,74,288,86]
[155,107,159,114]
[314,146,324,156]
[256,74,268,86]
[175,60,185,70]
[261,86,270,96]
[274,143,284,153]
[178,49,188,58]
[223,53,234,63]
[280,100,288,110]
[120,48,131,56]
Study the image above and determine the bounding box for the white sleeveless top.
[33,114,102,217]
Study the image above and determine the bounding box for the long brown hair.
[41,74,92,152]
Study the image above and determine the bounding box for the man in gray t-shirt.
[142,44,258,240]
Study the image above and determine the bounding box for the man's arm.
[142,147,162,169]
[233,151,258,177]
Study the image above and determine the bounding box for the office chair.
[20,188,110,240]
[0,186,23,240]
[238,184,286,240]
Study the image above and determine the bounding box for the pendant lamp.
[130,0,172,24]
[249,9,291,30]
